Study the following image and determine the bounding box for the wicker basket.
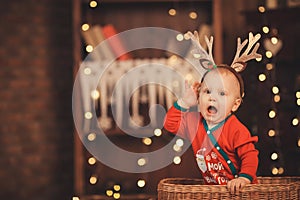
[157,177,300,200]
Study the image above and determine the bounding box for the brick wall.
[0,1,74,200]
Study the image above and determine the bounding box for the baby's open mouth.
[207,105,217,114]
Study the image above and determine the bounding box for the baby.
[164,65,259,194]
[164,32,261,194]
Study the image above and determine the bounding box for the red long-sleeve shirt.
[164,106,259,184]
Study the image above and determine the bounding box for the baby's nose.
[209,94,216,101]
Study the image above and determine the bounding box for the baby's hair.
[200,64,245,98]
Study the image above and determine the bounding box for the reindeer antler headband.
[185,31,262,73]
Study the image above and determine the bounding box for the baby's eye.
[219,91,225,96]
[204,89,211,94]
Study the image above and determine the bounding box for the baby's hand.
[227,177,250,195]
[180,81,201,108]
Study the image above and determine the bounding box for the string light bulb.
[173,156,181,164]
[258,73,266,82]
[189,11,197,19]
[271,152,278,160]
[269,110,276,118]
[88,157,96,165]
[262,26,269,33]
[154,128,162,136]
[266,63,274,70]
[266,51,273,58]
[106,190,113,197]
[292,118,299,126]
[87,132,96,141]
[274,94,280,103]
[137,179,146,188]
[81,23,90,31]
[271,36,278,44]
[142,137,152,145]
[168,8,176,16]
[272,86,279,94]
[258,6,266,13]
[89,0,97,8]
[268,129,276,137]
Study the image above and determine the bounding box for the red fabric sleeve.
[163,106,200,140]
[233,124,259,183]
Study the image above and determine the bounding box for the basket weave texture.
[157,177,300,200]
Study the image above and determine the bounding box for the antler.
[231,32,262,72]
[185,31,215,70]
[205,35,214,64]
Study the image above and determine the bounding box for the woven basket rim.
[157,176,300,193]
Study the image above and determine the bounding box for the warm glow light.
[88,132,96,141]
[142,137,152,145]
[278,167,284,175]
[137,158,146,166]
[271,37,278,44]
[184,33,190,40]
[266,63,274,70]
[268,129,276,137]
[84,67,92,75]
[113,185,121,191]
[173,156,181,164]
[85,112,93,119]
[298,138,300,147]
[272,86,279,94]
[176,34,184,41]
[269,110,276,118]
[81,23,90,31]
[256,56,262,62]
[169,8,176,16]
[176,139,184,147]
[258,73,266,82]
[296,91,300,99]
[258,6,266,13]
[189,11,197,19]
[113,193,120,199]
[106,190,113,197]
[89,176,97,184]
[274,94,280,103]
[297,99,300,106]
[73,197,80,200]
[266,51,273,58]
[90,0,97,8]
[262,26,269,33]
[173,144,182,152]
[88,157,96,165]
[91,89,100,100]
[271,152,278,160]
[272,167,278,175]
[292,118,299,126]
[154,128,162,136]
[86,45,93,53]
[137,179,146,188]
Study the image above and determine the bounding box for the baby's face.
[198,69,242,127]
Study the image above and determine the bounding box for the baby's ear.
[232,98,242,112]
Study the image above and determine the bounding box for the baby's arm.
[227,134,259,194]
[163,81,200,134]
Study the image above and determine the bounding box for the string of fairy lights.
[256,4,300,175]
[73,1,299,199]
